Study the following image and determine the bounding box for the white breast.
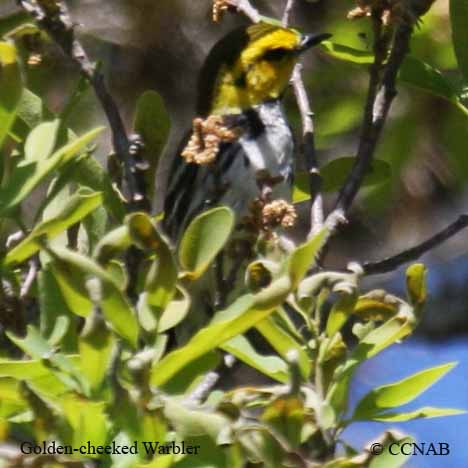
[220,101,294,216]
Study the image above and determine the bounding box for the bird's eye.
[262,48,289,62]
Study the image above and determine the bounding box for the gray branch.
[282,0,296,27]
[291,65,324,236]
[335,16,405,214]
[16,0,150,212]
[363,215,468,275]
[226,0,261,23]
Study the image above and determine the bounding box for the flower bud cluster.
[182,115,239,165]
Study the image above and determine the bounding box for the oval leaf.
[399,56,460,103]
[24,119,61,161]
[151,276,291,386]
[5,188,103,266]
[0,126,104,216]
[222,335,288,383]
[406,263,427,307]
[352,362,457,421]
[133,90,171,200]
[178,206,234,280]
[49,247,139,347]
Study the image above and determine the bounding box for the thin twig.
[186,354,236,404]
[20,259,38,299]
[6,231,25,249]
[282,0,295,27]
[334,20,411,214]
[226,0,261,23]
[291,65,324,236]
[16,0,149,212]
[282,0,324,237]
[186,371,220,404]
[363,215,468,275]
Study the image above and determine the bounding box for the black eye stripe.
[262,48,289,61]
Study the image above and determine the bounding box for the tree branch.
[335,15,403,214]
[363,215,468,275]
[20,258,38,299]
[282,0,324,237]
[226,0,261,23]
[186,354,235,404]
[282,0,295,27]
[291,65,324,236]
[16,0,150,212]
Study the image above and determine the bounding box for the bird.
[163,21,330,241]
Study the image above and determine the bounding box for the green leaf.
[163,397,230,440]
[369,406,466,422]
[16,88,44,129]
[94,225,132,265]
[0,358,78,397]
[320,41,374,64]
[6,326,85,393]
[49,247,139,347]
[353,293,400,322]
[352,362,457,421]
[24,119,60,161]
[262,396,305,448]
[326,294,357,337]
[81,204,108,253]
[135,456,174,468]
[406,263,427,307]
[369,435,414,468]
[246,260,276,291]
[178,206,235,280]
[0,42,22,149]
[47,316,71,347]
[71,154,126,222]
[38,267,77,352]
[150,276,291,386]
[50,258,94,318]
[4,188,103,266]
[293,158,391,203]
[157,286,190,333]
[60,74,91,126]
[221,334,288,383]
[109,431,140,468]
[61,395,109,452]
[133,90,171,200]
[0,379,25,417]
[0,126,104,216]
[288,228,328,288]
[319,40,468,115]
[0,359,59,380]
[328,316,413,414]
[255,316,310,379]
[399,56,464,110]
[126,212,178,318]
[450,0,468,81]
[79,314,115,395]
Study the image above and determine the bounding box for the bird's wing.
[163,138,242,240]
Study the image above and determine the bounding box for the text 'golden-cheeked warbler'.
[163,22,331,240]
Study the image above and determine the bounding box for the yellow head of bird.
[198,22,331,116]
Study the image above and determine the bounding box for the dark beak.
[298,33,332,52]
